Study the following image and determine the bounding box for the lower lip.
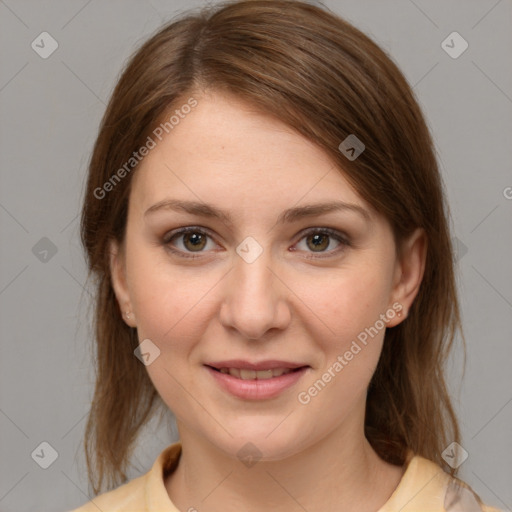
[205,366,309,400]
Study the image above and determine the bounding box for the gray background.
[0,0,511,511]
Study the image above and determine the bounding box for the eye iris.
[307,233,329,252]
[177,231,336,254]
[184,232,206,251]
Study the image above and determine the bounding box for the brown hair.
[80,0,464,495]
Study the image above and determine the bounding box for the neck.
[165,412,405,512]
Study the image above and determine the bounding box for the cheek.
[132,276,207,342]
[127,246,218,348]
[294,272,388,422]
[294,264,391,395]
[299,264,391,342]
[127,257,217,406]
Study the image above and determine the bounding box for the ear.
[386,228,427,327]
[109,238,137,327]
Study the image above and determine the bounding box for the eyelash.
[162,226,350,260]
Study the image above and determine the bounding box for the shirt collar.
[145,443,464,512]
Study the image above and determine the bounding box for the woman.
[72,0,501,510]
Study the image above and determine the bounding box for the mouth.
[204,361,310,400]
[206,366,307,380]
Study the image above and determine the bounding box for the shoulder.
[445,475,504,512]
[69,442,182,512]
[69,473,147,512]
[380,452,504,512]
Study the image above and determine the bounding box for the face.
[110,90,426,461]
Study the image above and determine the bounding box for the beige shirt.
[71,442,502,511]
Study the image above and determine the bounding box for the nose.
[219,246,291,340]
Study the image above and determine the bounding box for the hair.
[80,0,464,495]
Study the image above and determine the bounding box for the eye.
[293,228,349,258]
[163,227,217,259]
[163,226,350,260]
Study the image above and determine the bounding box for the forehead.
[130,91,371,218]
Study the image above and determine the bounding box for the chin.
[212,426,311,464]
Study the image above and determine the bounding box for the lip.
[204,359,307,371]
[205,364,309,400]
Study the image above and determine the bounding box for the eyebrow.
[144,199,371,225]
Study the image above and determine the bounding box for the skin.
[110,90,427,512]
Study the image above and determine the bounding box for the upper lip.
[205,360,309,371]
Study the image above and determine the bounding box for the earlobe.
[109,239,136,327]
[387,228,427,328]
